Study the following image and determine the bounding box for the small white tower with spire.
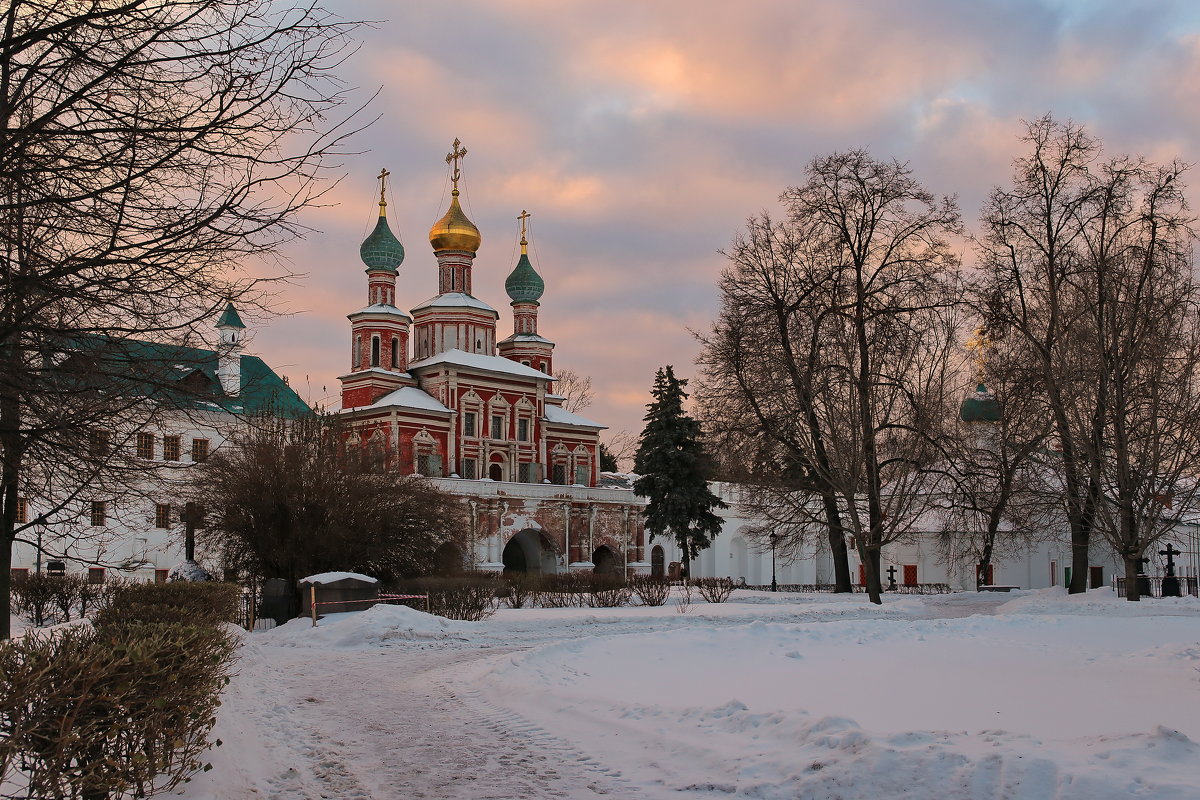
[215,300,246,396]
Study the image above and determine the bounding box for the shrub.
[587,578,631,608]
[695,577,736,603]
[392,575,499,621]
[9,572,61,626]
[0,622,237,799]
[675,581,693,613]
[531,573,589,608]
[503,574,537,609]
[93,581,241,629]
[630,576,670,606]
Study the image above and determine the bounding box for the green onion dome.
[960,383,1001,423]
[505,251,544,303]
[360,212,405,272]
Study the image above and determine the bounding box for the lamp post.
[770,532,778,592]
[35,515,45,575]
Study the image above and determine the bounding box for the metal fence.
[1114,576,1198,598]
[739,583,952,594]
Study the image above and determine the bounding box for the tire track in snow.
[263,645,635,799]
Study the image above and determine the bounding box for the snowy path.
[179,589,1200,800]
[257,645,637,799]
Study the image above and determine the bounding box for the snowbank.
[297,571,378,585]
[997,585,1200,616]
[475,599,1200,798]
[262,603,474,648]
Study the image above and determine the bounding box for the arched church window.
[371,335,380,368]
[353,336,361,368]
[390,336,399,369]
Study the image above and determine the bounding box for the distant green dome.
[960,383,1001,423]
[505,252,544,303]
[360,214,405,272]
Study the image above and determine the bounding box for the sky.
[247,0,1200,442]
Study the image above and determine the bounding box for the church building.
[338,141,647,575]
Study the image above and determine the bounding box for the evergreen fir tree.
[634,366,727,578]
[599,444,619,473]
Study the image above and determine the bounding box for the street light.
[770,532,778,592]
[34,515,46,575]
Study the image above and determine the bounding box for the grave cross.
[1160,542,1181,577]
[886,564,898,591]
[1137,556,1150,576]
[1160,543,1183,597]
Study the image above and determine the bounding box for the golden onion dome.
[428,190,481,253]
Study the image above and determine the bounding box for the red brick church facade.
[338,145,646,574]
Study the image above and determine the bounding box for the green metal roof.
[960,383,1001,423]
[505,252,544,303]
[62,335,311,417]
[360,213,405,272]
[215,301,246,329]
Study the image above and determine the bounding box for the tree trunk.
[822,493,853,592]
[1123,555,1142,601]
[1069,523,1091,594]
[1,384,21,640]
[682,548,691,582]
[861,545,883,605]
[0,528,11,639]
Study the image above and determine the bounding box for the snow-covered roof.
[299,571,378,586]
[499,333,554,345]
[348,304,412,319]
[411,292,498,316]
[366,386,452,414]
[410,348,553,380]
[597,472,637,490]
[544,404,606,429]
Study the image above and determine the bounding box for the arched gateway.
[502,528,558,574]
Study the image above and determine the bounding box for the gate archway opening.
[502,528,557,574]
[592,545,618,576]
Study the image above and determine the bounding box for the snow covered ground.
[176,588,1200,799]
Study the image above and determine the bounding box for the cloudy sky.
[251,0,1200,442]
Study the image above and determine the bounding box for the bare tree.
[193,412,468,585]
[600,429,638,473]
[699,151,963,603]
[1073,157,1200,599]
[0,0,365,637]
[975,117,1103,594]
[552,368,594,413]
[936,336,1054,589]
[975,116,1200,598]
[697,212,854,591]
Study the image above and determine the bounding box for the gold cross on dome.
[445,138,467,193]
[965,326,991,380]
[517,209,531,240]
[376,168,390,209]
